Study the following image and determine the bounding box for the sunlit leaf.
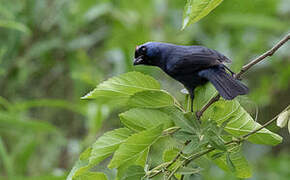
[108,125,163,169]
[195,84,282,145]
[162,148,179,162]
[162,148,182,170]
[162,107,197,134]
[211,152,225,160]
[210,146,252,178]
[277,110,289,128]
[208,136,226,151]
[120,108,174,132]
[182,139,200,154]
[128,90,175,108]
[288,119,290,134]
[226,153,236,172]
[182,0,223,29]
[73,171,107,180]
[121,165,145,180]
[177,167,202,175]
[89,128,133,165]
[67,147,92,180]
[82,72,160,105]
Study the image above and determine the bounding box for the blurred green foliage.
[0,0,289,179]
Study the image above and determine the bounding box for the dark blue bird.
[133,42,249,112]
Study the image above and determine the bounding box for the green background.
[0,0,289,179]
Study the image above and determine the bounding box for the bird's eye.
[140,46,147,54]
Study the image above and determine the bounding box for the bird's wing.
[166,46,231,75]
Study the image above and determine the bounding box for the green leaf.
[184,112,202,132]
[119,108,174,132]
[210,146,252,178]
[73,171,107,180]
[177,167,202,175]
[82,72,160,105]
[121,165,145,180]
[182,0,223,29]
[162,107,197,134]
[182,138,201,154]
[277,110,289,128]
[108,125,163,169]
[67,147,92,180]
[162,148,182,171]
[211,152,225,160]
[207,130,226,151]
[226,153,236,172]
[128,90,175,108]
[195,84,282,145]
[162,148,179,162]
[208,100,282,145]
[0,20,31,34]
[67,128,131,179]
[288,118,290,134]
[89,128,133,166]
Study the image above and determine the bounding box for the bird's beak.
[133,55,144,65]
[133,46,145,65]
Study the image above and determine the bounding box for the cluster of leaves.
[68,72,282,179]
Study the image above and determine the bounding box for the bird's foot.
[195,111,202,124]
[196,111,202,120]
[222,65,237,78]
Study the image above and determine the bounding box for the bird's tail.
[198,66,249,100]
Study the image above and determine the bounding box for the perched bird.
[133,42,249,112]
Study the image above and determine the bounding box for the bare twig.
[196,33,290,119]
[236,33,290,79]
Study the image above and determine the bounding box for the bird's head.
[133,42,164,67]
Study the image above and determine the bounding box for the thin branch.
[236,33,290,79]
[196,94,220,119]
[242,112,280,139]
[196,33,290,119]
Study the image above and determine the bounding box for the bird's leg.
[190,93,194,112]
